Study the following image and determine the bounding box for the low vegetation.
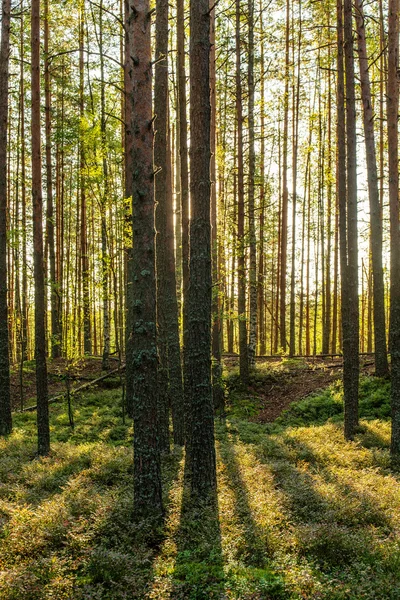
[0,370,399,599]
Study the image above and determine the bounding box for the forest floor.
[10,357,122,412]
[1,361,399,599]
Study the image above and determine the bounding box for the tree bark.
[32,0,50,455]
[186,0,217,498]
[0,0,12,436]
[387,0,400,457]
[355,0,389,378]
[177,0,190,438]
[236,0,249,382]
[128,0,163,518]
[247,0,257,365]
[343,0,359,440]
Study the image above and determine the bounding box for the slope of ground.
[0,369,398,599]
[225,356,375,423]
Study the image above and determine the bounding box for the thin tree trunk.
[44,0,60,360]
[355,0,389,377]
[289,0,301,357]
[280,0,290,352]
[99,0,110,371]
[343,0,359,440]
[155,0,184,449]
[32,0,50,455]
[0,0,12,436]
[236,0,249,381]
[388,0,400,457]
[247,0,257,365]
[177,0,190,437]
[79,0,91,355]
[210,0,224,411]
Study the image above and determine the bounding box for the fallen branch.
[22,364,126,413]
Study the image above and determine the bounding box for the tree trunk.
[177,0,190,439]
[0,0,12,436]
[155,0,184,449]
[247,0,257,365]
[32,0,50,455]
[124,0,134,417]
[186,0,217,498]
[355,0,389,378]
[44,0,60,360]
[388,0,400,457]
[341,0,359,440]
[127,0,163,518]
[280,0,290,352]
[236,0,249,381]
[99,0,110,371]
[79,0,91,355]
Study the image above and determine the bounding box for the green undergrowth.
[274,376,392,429]
[0,376,399,598]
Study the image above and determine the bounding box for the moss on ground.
[0,375,399,599]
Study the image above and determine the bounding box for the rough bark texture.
[186,0,217,497]
[32,0,50,456]
[79,2,91,356]
[44,0,60,360]
[210,0,224,412]
[128,0,163,517]
[0,0,12,436]
[280,0,290,352]
[124,0,134,417]
[155,0,184,449]
[177,0,190,439]
[388,0,400,457]
[343,0,359,440]
[236,0,249,383]
[247,0,257,366]
[355,0,389,378]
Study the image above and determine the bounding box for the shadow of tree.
[72,446,184,600]
[218,424,276,568]
[169,457,224,600]
[233,423,396,575]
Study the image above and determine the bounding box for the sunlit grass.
[0,377,399,598]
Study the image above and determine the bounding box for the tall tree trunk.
[323,43,332,356]
[355,0,389,377]
[32,0,50,455]
[155,0,170,454]
[236,0,249,381]
[289,0,301,357]
[388,0,400,457]
[247,0,257,365]
[99,0,110,371]
[124,0,134,416]
[0,0,12,436]
[210,0,224,411]
[44,0,60,360]
[79,0,91,355]
[127,0,163,518]
[186,0,217,498]
[155,0,184,449]
[258,6,266,356]
[342,0,359,440]
[280,0,290,352]
[177,0,190,437]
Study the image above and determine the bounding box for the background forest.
[1,0,400,597]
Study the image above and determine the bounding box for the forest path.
[224,354,375,424]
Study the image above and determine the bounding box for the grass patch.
[275,376,391,429]
[0,375,399,598]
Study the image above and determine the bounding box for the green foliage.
[275,377,391,429]
[0,378,399,599]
